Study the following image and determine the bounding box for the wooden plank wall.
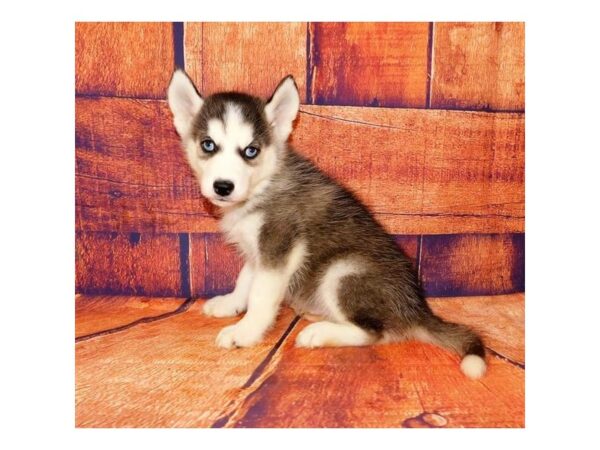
[75,22,525,298]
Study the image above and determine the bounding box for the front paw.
[203,294,246,318]
[216,323,263,348]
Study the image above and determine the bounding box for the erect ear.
[167,69,203,137]
[265,75,300,142]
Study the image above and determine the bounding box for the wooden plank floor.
[75,294,524,428]
[75,295,188,338]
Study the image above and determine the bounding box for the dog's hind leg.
[295,321,377,348]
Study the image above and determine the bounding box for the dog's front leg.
[216,268,287,348]
[203,262,254,318]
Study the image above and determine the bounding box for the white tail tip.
[460,355,487,379]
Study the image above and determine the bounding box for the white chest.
[220,210,264,262]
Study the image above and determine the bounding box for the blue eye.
[243,146,260,159]
[201,139,216,153]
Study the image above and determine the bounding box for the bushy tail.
[417,315,486,379]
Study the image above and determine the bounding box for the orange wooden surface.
[232,339,523,428]
[309,23,430,107]
[75,22,174,98]
[75,231,524,299]
[394,235,419,268]
[76,296,185,338]
[75,97,216,233]
[76,300,297,427]
[420,234,524,296]
[429,294,524,364]
[191,233,244,297]
[187,232,206,297]
[76,98,523,235]
[75,294,523,427]
[75,232,183,296]
[230,293,524,428]
[409,345,524,428]
[185,22,307,101]
[295,105,524,235]
[74,23,525,427]
[431,22,525,111]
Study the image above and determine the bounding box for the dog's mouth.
[209,196,242,208]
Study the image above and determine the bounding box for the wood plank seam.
[299,106,524,127]
[203,234,209,296]
[486,347,525,370]
[372,211,524,220]
[75,93,158,101]
[210,316,302,428]
[74,94,525,114]
[226,326,436,428]
[426,22,434,108]
[241,316,302,389]
[298,108,413,130]
[416,235,424,279]
[178,233,191,297]
[75,297,196,342]
[430,106,525,114]
[173,22,185,69]
[200,22,205,93]
[305,21,312,103]
[219,368,278,428]
[412,382,427,420]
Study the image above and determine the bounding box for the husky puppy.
[167,70,486,379]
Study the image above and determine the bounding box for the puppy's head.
[167,71,300,208]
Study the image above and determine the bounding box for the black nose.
[213,180,235,197]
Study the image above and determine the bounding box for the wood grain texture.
[75,97,217,232]
[76,296,186,338]
[191,233,244,298]
[75,22,174,98]
[394,235,419,268]
[75,294,523,427]
[185,22,307,101]
[187,232,206,297]
[75,232,523,298]
[420,233,524,297]
[75,231,183,296]
[429,294,524,364]
[231,329,524,427]
[76,98,523,235]
[76,301,297,427]
[295,105,524,234]
[409,346,524,427]
[309,22,430,107]
[229,292,524,427]
[431,22,525,111]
